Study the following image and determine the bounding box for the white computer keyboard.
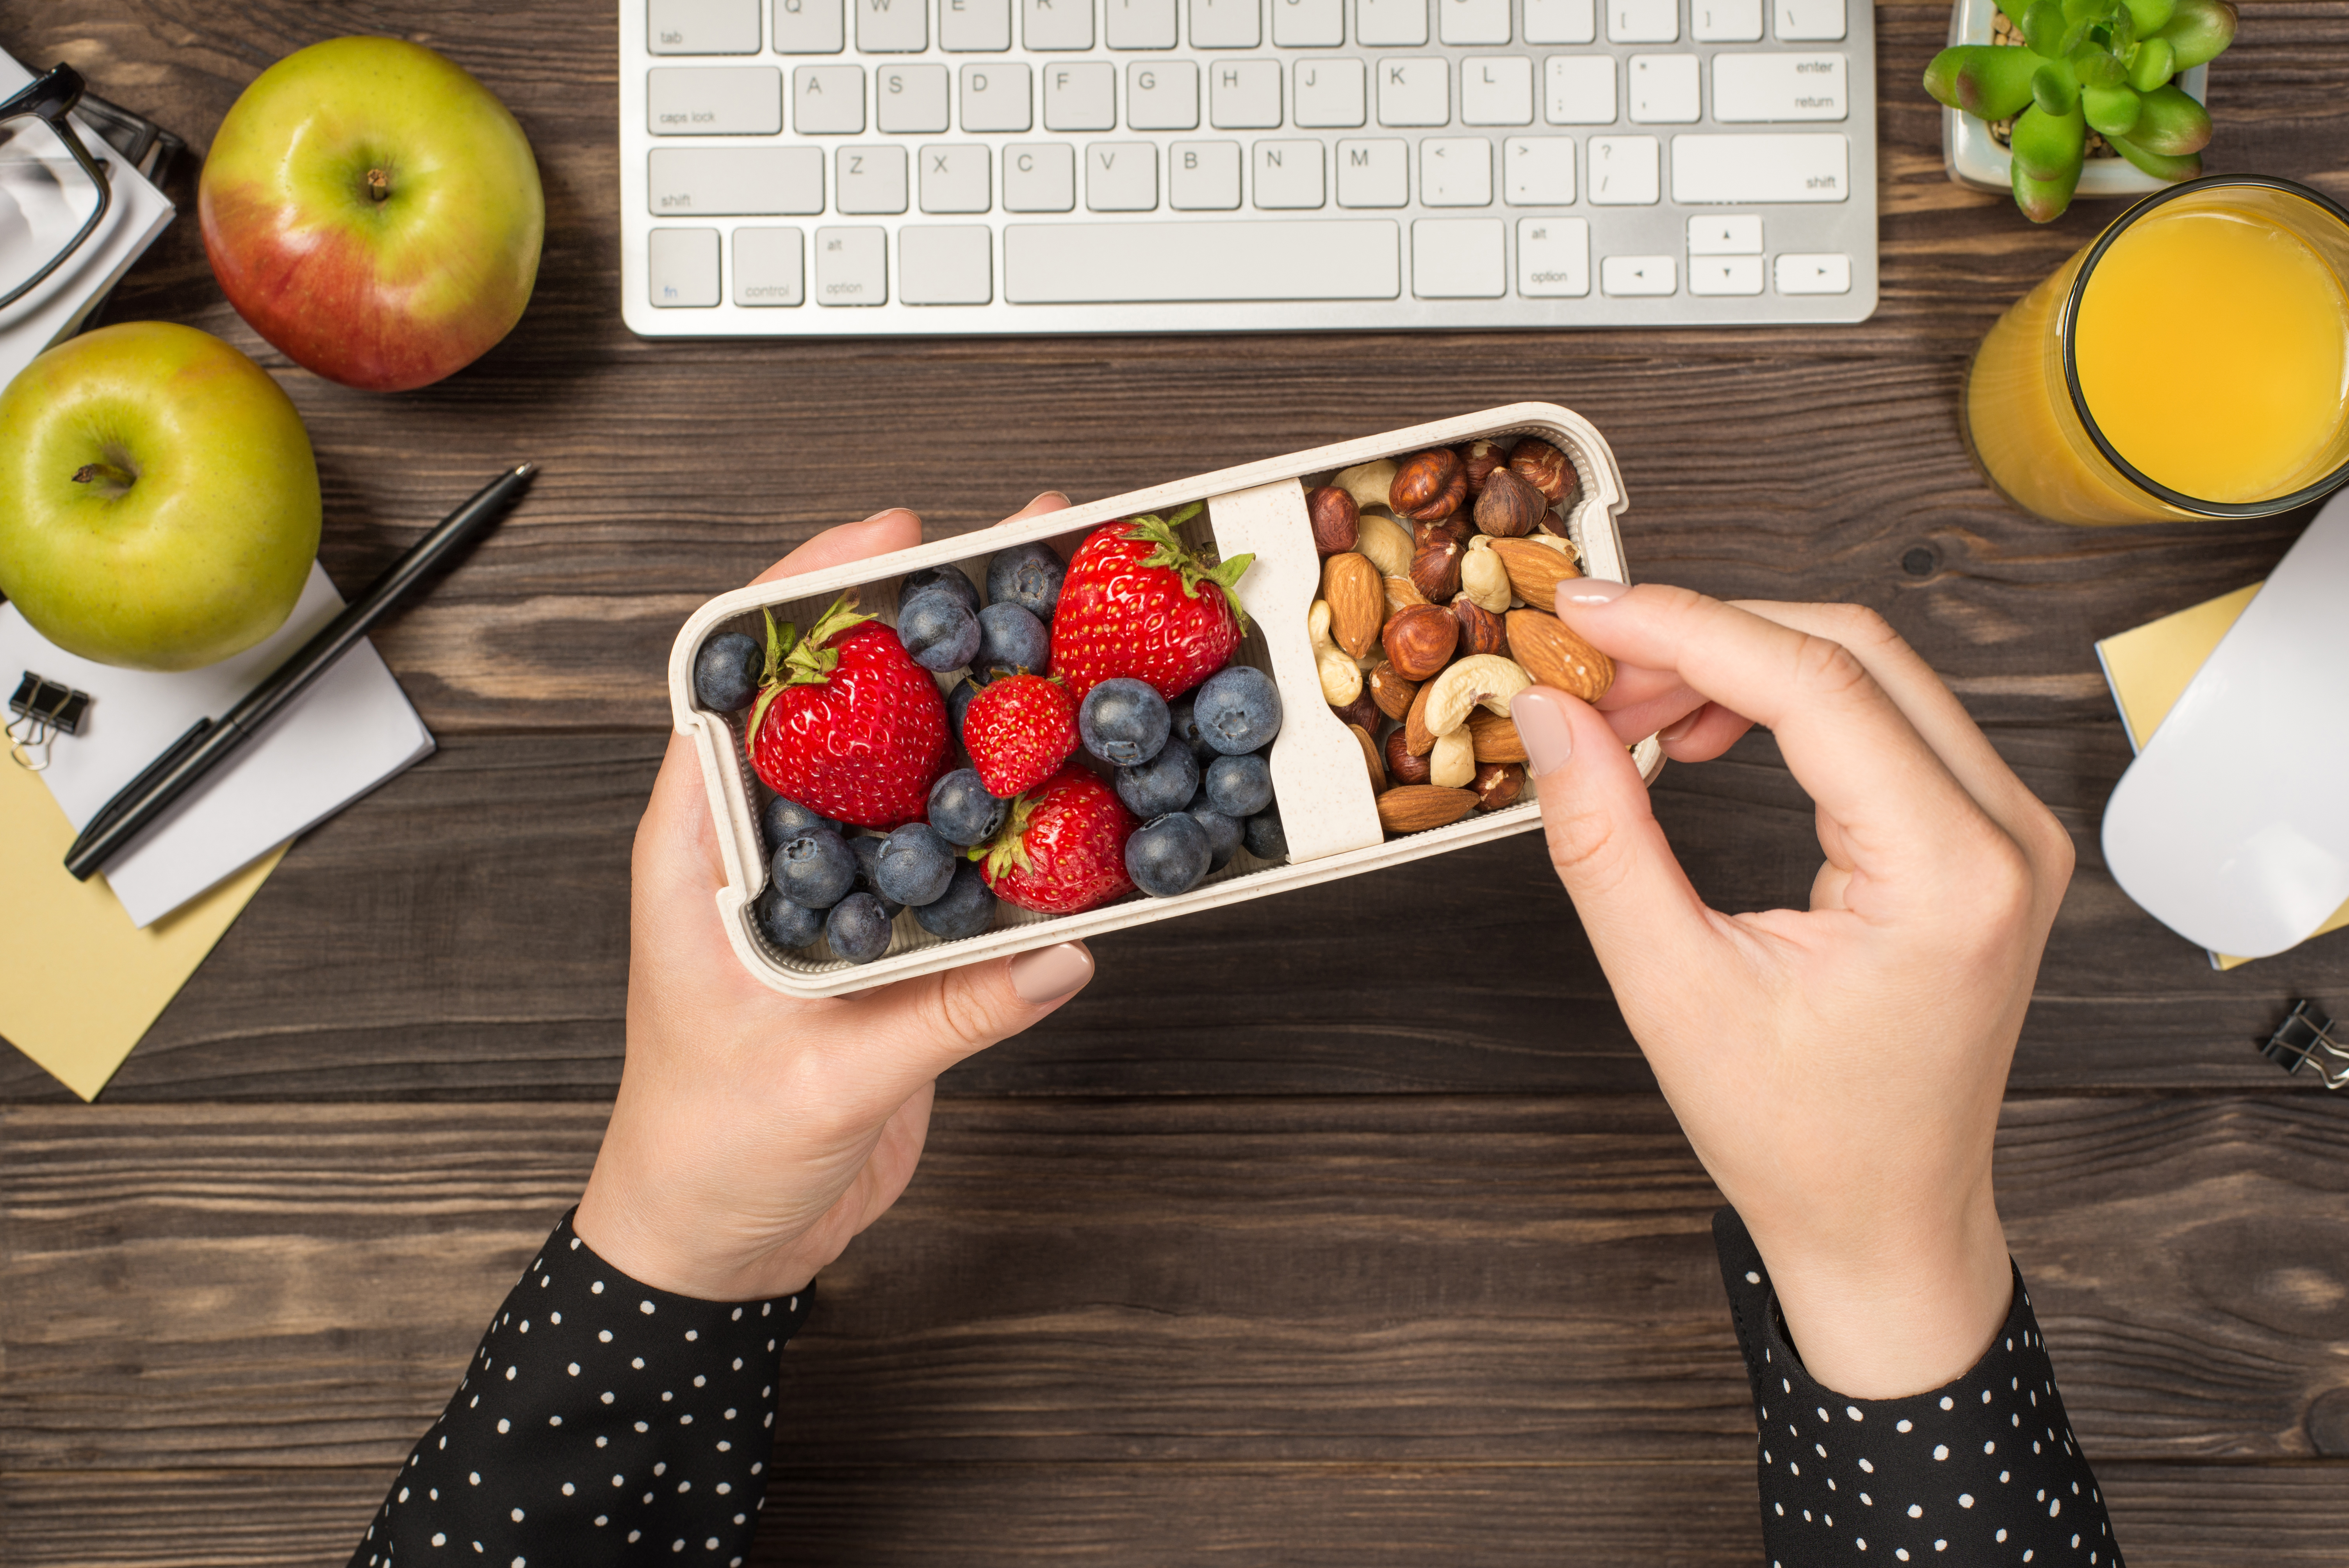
[618,0,1877,336]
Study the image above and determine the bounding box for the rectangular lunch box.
[667,402,1662,997]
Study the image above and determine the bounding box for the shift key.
[649,147,824,214]
[1671,132,1848,202]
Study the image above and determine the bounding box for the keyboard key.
[1025,0,1095,48]
[900,224,994,301]
[1503,135,1574,203]
[1086,141,1160,208]
[814,225,888,303]
[1130,61,1201,128]
[1043,61,1117,129]
[1775,250,1851,292]
[920,143,993,209]
[1671,132,1847,201]
[1461,56,1534,125]
[651,0,762,53]
[793,65,865,132]
[838,144,909,211]
[1192,0,1264,45]
[1107,0,1179,44]
[961,63,1034,129]
[1419,137,1491,205]
[1171,140,1244,207]
[1358,0,1428,46]
[649,146,825,214]
[1524,0,1595,42]
[1412,217,1504,297]
[733,227,806,304]
[1254,139,1325,206]
[650,67,783,134]
[1438,0,1511,44]
[1273,0,1347,47]
[1003,218,1401,299]
[1210,61,1283,127]
[1607,0,1676,41]
[1775,0,1843,39]
[649,227,721,305]
[1376,59,1448,125]
[1691,0,1760,39]
[1544,56,1616,124]
[1004,141,1078,208]
[1711,53,1847,121]
[1336,138,1409,205]
[877,63,950,131]
[857,0,927,48]
[1586,133,1657,202]
[1687,212,1761,252]
[1600,253,1674,293]
[773,0,845,52]
[1516,215,1589,294]
[1626,54,1698,122]
[1295,59,1367,126]
[1688,255,1762,294]
[941,0,1015,47]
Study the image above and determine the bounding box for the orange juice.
[1965,178,2349,525]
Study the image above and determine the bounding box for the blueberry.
[754,884,824,948]
[947,677,986,742]
[928,768,1007,847]
[1242,808,1288,863]
[1186,808,1242,871]
[899,566,980,617]
[762,795,840,852]
[986,542,1066,622]
[693,631,763,713]
[773,825,856,908]
[913,861,998,939]
[875,822,957,907]
[1078,677,1172,766]
[1194,665,1283,755]
[1115,743,1199,820]
[825,892,895,964]
[974,602,1051,680]
[848,837,905,918]
[1203,752,1274,818]
[1125,813,1211,898]
[898,589,982,672]
[1167,693,1216,760]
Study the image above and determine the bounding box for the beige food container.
[668,402,1661,998]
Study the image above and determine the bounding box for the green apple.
[0,321,321,671]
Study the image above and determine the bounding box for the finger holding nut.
[1307,485,1361,556]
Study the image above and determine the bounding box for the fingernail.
[1032,490,1071,509]
[1009,942,1093,1003]
[1509,689,1575,778]
[1660,707,1704,744]
[1557,578,1629,613]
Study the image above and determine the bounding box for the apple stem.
[72,460,137,492]
[366,167,392,203]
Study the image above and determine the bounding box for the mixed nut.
[1305,435,1615,837]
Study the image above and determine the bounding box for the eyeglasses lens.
[0,116,103,304]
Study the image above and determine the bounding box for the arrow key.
[1600,253,1677,296]
[1774,251,1850,294]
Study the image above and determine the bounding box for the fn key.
[649,228,720,306]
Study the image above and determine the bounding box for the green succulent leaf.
[2155,0,2236,67]
[2077,48,2128,89]
[2012,155,2083,223]
[2133,82,2213,153]
[2107,130,2203,180]
[2119,0,2176,34]
[2058,19,2092,54]
[2021,0,2068,55]
[2060,0,2102,24]
[2031,61,2080,114]
[1926,45,2040,117]
[2082,81,2143,135]
[2010,98,2088,182]
[2106,5,2137,50]
[2128,36,2176,89]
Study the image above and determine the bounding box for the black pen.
[64,463,539,881]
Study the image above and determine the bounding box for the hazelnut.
[1385,727,1433,786]
[1451,595,1507,658]
[1472,761,1526,812]
[1330,686,1380,735]
[1410,527,1463,602]
[1507,438,1577,507]
[1306,485,1360,556]
[1474,467,1545,538]
[1368,663,1419,721]
[1390,448,1468,521]
[1381,602,1459,681]
[1428,511,1475,547]
[1460,438,1508,496]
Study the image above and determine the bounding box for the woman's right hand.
[1507,583,2074,1399]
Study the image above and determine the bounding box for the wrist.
[576,1153,821,1303]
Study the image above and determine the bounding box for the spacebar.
[1004,220,1402,303]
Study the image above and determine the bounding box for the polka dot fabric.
[348,1210,809,1568]
[1713,1208,2123,1567]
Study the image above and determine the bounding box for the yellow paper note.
[2095,583,2349,968]
[0,758,283,1100]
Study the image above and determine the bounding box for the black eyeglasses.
[0,64,113,311]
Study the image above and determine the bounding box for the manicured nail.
[1660,707,1704,744]
[1009,942,1093,1003]
[1031,490,1071,509]
[1557,577,1629,613]
[1510,689,1575,777]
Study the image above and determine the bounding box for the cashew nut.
[1332,459,1399,518]
[1460,549,1511,614]
[1428,725,1477,788]
[1310,599,1363,706]
[1355,511,1414,579]
[1422,654,1532,738]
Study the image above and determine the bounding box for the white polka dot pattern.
[347,1210,809,1568]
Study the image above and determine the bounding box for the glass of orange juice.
[1965,175,2349,526]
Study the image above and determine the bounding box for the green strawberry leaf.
[778,592,873,689]
[745,609,800,739]
[974,791,1040,880]
[1120,505,1256,633]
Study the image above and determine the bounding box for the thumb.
[843,940,1097,1096]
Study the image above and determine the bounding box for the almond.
[1368,663,1419,722]
[1489,536,1581,608]
[1376,784,1479,834]
[1505,608,1614,702]
[1403,677,1437,755]
[1467,707,1528,764]
[1349,722,1388,794]
[1384,574,1427,619]
[1322,551,1383,660]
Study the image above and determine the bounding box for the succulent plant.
[1926,0,2237,222]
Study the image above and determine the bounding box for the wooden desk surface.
[5,3,2348,1561]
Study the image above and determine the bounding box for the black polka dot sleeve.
[1714,1207,2123,1567]
[347,1209,810,1568]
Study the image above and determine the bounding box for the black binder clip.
[7,671,91,773]
[2259,1001,2349,1090]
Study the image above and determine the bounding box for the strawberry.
[962,672,1079,799]
[976,766,1137,915]
[1048,504,1254,702]
[748,595,948,829]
